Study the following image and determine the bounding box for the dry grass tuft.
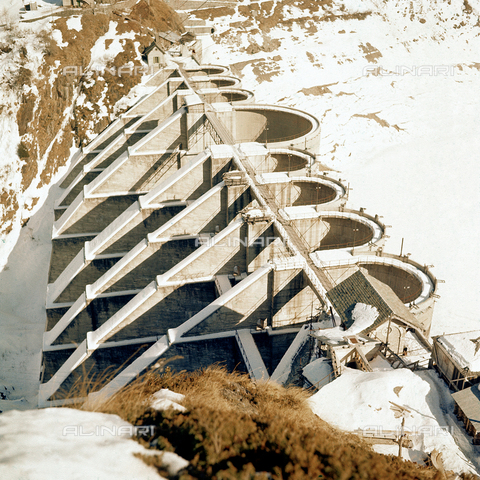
[79,365,457,480]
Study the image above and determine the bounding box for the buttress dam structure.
[39,63,439,406]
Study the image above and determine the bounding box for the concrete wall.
[200,91,252,104]
[107,282,218,343]
[187,270,270,335]
[55,257,121,304]
[233,111,267,143]
[272,269,321,327]
[227,185,251,223]
[61,196,139,236]
[234,109,312,143]
[134,115,186,153]
[148,158,211,203]
[170,222,248,282]
[131,96,176,131]
[60,153,99,189]
[101,206,185,255]
[192,78,238,89]
[161,188,225,236]
[49,236,96,284]
[60,172,101,207]
[359,263,423,303]
[161,336,247,374]
[42,342,153,397]
[245,223,289,272]
[290,217,330,252]
[100,239,199,296]
[48,294,135,346]
[250,153,308,174]
[94,152,181,195]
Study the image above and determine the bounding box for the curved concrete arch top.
[184,65,230,76]
[238,144,313,175]
[282,209,385,252]
[266,148,314,173]
[197,88,254,104]
[311,251,436,306]
[256,173,346,208]
[189,75,242,89]
[232,104,321,151]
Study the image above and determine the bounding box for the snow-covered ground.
[0,183,64,412]
[309,368,480,475]
[0,406,189,480]
[198,0,480,337]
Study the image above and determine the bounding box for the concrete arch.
[190,75,241,89]
[358,262,423,304]
[252,148,313,174]
[285,210,385,253]
[185,65,230,76]
[313,253,436,306]
[267,151,310,173]
[232,105,321,150]
[256,174,345,209]
[198,88,254,104]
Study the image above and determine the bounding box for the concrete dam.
[39,64,439,406]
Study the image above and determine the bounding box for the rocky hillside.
[0,0,183,269]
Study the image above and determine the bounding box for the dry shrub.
[85,366,446,480]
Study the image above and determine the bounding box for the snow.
[311,303,378,344]
[369,355,393,371]
[156,451,189,476]
[151,389,186,412]
[66,15,82,32]
[309,368,478,475]
[347,303,378,334]
[0,408,165,480]
[51,28,67,48]
[402,330,431,367]
[437,330,480,372]
[0,155,77,411]
[246,208,265,217]
[90,21,136,72]
[1,0,61,25]
[372,444,427,464]
[0,26,55,276]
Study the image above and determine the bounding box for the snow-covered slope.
[309,368,480,475]
[0,407,182,479]
[195,0,480,336]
